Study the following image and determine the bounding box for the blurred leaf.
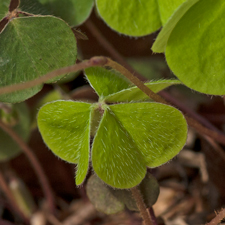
[0,102,30,161]
[112,173,159,211]
[87,174,125,214]
[0,16,77,103]
[87,173,159,213]
[128,58,171,80]
[39,0,94,26]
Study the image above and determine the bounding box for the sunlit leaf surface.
[165,0,225,94]
[37,101,92,185]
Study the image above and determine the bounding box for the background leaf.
[0,16,77,103]
[0,103,30,161]
[37,101,93,185]
[165,0,225,95]
[104,79,181,103]
[127,57,171,80]
[39,0,94,26]
[86,174,125,214]
[85,67,131,99]
[112,173,159,211]
[87,173,159,214]
[109,103,187,167]
[92,106,146,189]
[19,0,50,15]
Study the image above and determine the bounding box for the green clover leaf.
[85,67,181,103]
[37,101,92,185]
[38,67,187,189]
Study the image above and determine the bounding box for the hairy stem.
[206,208,225,225]
[106,58,168,104]
[0,169,28,222]
[0,57,107,95]
[0,55,225,145]
[0,120,55,213]
[131,186,153,225]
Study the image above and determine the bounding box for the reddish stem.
[206,208,225,225]
[131,186,153,225]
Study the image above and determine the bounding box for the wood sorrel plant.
[37,67,187,188]
[1,0,225,224]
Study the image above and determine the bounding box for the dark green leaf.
[0,16,77,103]
[86,174,125,214]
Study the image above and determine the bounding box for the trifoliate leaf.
[37,101,92,185]
[165,0,225,95]
[86,174,125,214]
[0,102,30,161]
[92,106,146,189]
[39,0,94,26]
[38,100,187,189]
[0,16,77,103]
[152,0,200,53]
[104,79,181,103]
[85,67,131,99]
[109,103,187,167]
